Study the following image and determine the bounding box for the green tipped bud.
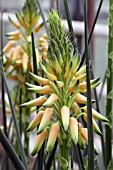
[68,80,79,93]
[69,117,78,145]
[71,54,80,74]
[83,106,109,122]
[26,111,44,132]
[38,108,53,133]
[9,16,20,29]
[43,93,58,107]
[78,132,85,150]
[20,96,47,108]
[54,80,64,89]
[83,113,102,135]
[61,106,70,131]
[53,55,62,73]
[75,65,86,77]
[39,62,57,81]
[64,61,73,78]
[29,72,49,85]
[46,122,60,152]
[31,128,47,156]
[6,30,20,37]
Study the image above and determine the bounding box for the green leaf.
[107,90,113,99]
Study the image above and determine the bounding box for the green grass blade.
[80,0,104,67]
[63,0,76,49]
[84,0,94,169]
[0,128,26,170]
[0,60,28,170]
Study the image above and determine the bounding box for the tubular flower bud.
[54,80,64,89]
[46,122,60,152]
[38,108,53,133]
[69,117,78,145]
[2,41,15,54]
[71,102,79,112]
[6,48,14,60]
[39,62,57,81]
[9,16,20,29]
[61,106,70,131]
[73,73,86,83]
[28,85,52,94]
[20,96,47,108]
[83,106,109,122]
[29,72,49,85]
[22,53,29,73]
[34,22,44,32]
[43,93,58,107]
[6,30,20,37]
[75,65,86,77]
[26,111,44,132]
[68,80,79,93]
[12,46,21,62]
[31,128,47,156]
[75,93,87,104]
[78,132,85,150]
[17,74,25,84]
[83,113,102,135]
[64,61,73,78]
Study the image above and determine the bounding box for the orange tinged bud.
[20,96,47,108]
[68,81,79,93]
[80,128,88,144]
[61,106,70,131]
[69,117,78,144]
[34,22,44,33]
[6,48,14,60]
[26,111,44,132]
[75,93,87,104]
[12,46,21,62]
[46,122,60,152]
[22,53,29,73]
[3,41,15,54]
[75,65,86,77]
[43,34,48,40]
[31,128,47,155]
[9,16,20,29]
[72,102,79,112]
[38,108,53,133]
[5,108,11,114]
[6,30,20,37]
[28,85,51,94]
[43,93,58,107]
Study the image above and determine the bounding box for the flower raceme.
[2,0,48,84]
[21,10,108,163]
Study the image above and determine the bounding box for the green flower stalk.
[22,10,108,169]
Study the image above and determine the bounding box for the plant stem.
[105,0,113,167]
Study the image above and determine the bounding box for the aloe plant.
[21,10,108,169]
